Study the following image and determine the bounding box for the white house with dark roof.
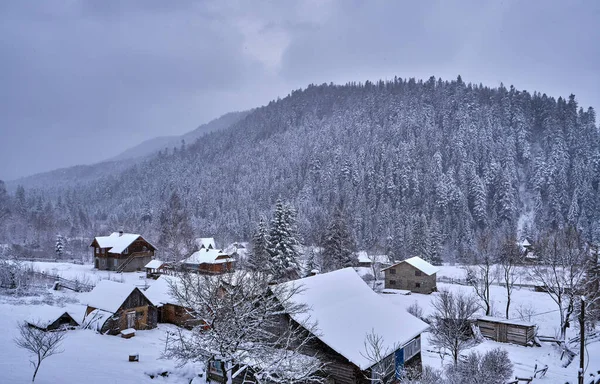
[381,256,440,294]
[274,267,429,382]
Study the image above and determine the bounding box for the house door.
[94,258,99,269]
[395,348,404,378]
[127,311,136,329]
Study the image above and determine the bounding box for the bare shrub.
[14,321,66,382]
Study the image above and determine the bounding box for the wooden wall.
[477,319,535,346]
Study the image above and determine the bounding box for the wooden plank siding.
[477,319,535,346]
[86,288,158,335]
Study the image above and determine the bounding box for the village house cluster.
[25,231,547,383]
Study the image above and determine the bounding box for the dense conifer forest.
[1,76,599,262]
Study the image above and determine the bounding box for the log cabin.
[182,248,235,274]
[83,280,157,335]
[91,231,157,272]
[381,256,439,294]
[273,268,429,383]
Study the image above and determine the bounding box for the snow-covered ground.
[383,280,600,383]
[29,261,151,287]
[0,279,202,383]
[2,261,599,383]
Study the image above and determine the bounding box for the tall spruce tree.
[267,200,302,281]
[322,207,356,272]
[248,216,271,271]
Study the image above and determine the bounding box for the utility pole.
[579,296,585,384]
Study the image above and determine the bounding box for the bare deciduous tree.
[14,321,66,382]
[361,330,399,384]
[428,290,479,364]
[530,227,588,340]
[498,231,522,319]
[464,232,497,316]
[164,271,324,383]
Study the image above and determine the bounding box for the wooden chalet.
[144,275,204,329]
[274,268,429,383]
[477,316,536,346]
[83,280,157,335]
[182,248,235,274]
[381,256,439,294]
[91,231,157,272]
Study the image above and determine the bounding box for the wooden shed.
[477,316,536,346]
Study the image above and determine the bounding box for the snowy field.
[1,261,599,383]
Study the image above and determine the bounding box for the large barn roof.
[84,280,152,313]
[91,232,156,254]
[275,268,429,370]
[382,256,440,276]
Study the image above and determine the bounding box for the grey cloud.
[0,0,598,180]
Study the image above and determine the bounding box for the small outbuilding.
[27,306,84,331]
[477,316,536,346]
[144,275,203,329]
[144,259,166,279]
[381,256,439,294]
[83,280,157,335]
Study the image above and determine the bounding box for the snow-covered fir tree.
[248,216,271,271]
[267,200,302,281]
[55,234,64,259]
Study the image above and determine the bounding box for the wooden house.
[90,231,157,272]
[182,248,235,274]
[381,256,439,294]
[144,259,166,279]
[144,275,204,329]
[274,268,429,383]
[83,280,157,335]
[477,316,536,346]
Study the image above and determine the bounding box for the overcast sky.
[1,0,598,181]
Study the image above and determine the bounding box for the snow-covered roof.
[478,316,535,327]
[382,256,440,276]
[196,237,216,249]
[275,268,429,370]
[356,251,390,264]
[84,280,152,313]
[26,305,86,328]
[91,232,156,254]
[144,259,164,269]
[144,275,181,306]
[183,248,233,265]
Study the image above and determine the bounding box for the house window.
[415,270,422,276]
[389,280,396,286]
[123,247,129,254]
[415,282,421,288]
[114,259,118,267]
[127,311,135,328]
[389,269,396,275]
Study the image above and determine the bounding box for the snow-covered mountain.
[108,111,249,162]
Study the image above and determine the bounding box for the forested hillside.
[1,76,598,262]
